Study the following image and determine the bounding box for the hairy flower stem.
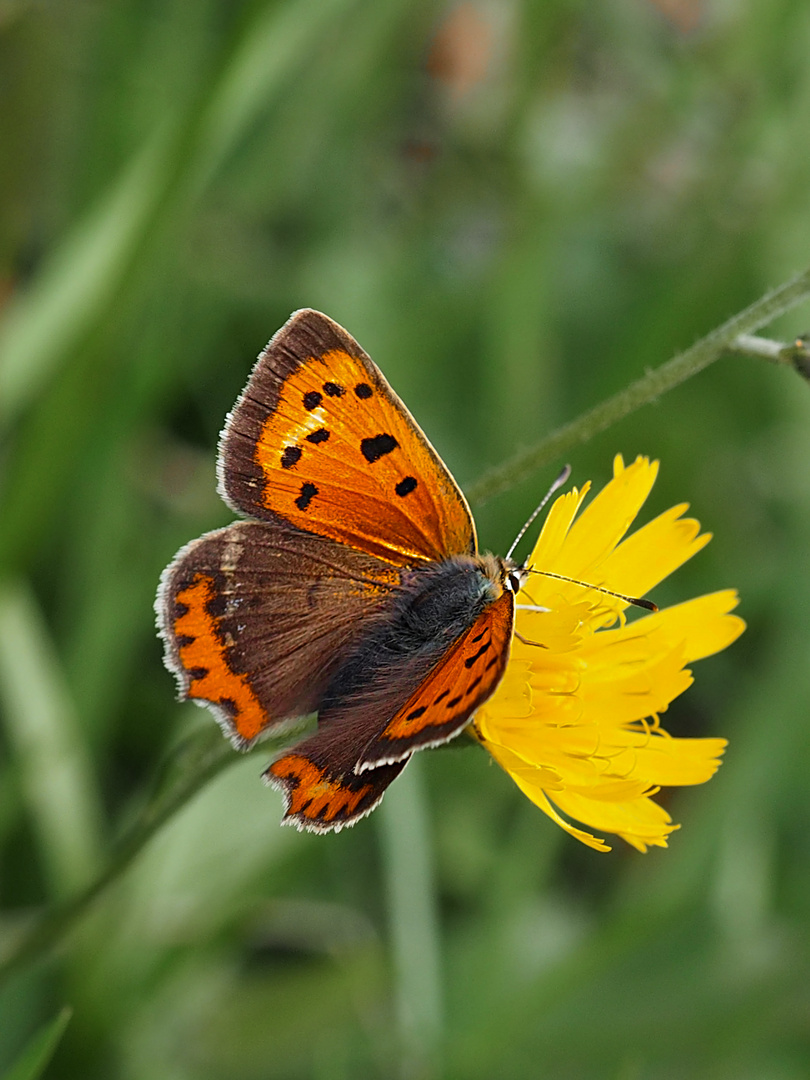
[468,265,810,507]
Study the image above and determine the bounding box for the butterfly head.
[477,551,528,598]
[505,564,528,595]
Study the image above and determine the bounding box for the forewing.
[156,520,400,748]
[357,588,515,769]
[218,309,476,565]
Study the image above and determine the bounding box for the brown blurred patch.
[426,3,494,103]
[133,430,221,517]
[402,137,440,165]
[646,0,704,33]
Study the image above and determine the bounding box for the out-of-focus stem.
[468,266,810,506]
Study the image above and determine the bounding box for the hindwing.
[157,520,401,747]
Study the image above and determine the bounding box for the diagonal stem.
[467,264,810,506]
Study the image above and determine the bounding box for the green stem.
[728,333,810,379]
[467,265,810,506]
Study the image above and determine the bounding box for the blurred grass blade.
[378,756,443,1078]
[0,0,358,433]
[191,0,357,192]
[0,125,175,430]
[0,1006,72,1080]
[0,581,104,897]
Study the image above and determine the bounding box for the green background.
[1,1,810,1077]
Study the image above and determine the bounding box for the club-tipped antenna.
[506,464,572,562]
[524,568,658,612]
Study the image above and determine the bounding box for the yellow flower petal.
[595,504,711,598]
[548,788,677,851]
[476,456,743,853]
[545,455,658,579]
[529,483,592,569]
[613,735,727,786]
[507,773,613,852]
[598,590,746,663]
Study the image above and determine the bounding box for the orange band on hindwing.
[267,754,372,821]
[173,575,269,742]
[266,747,407,832]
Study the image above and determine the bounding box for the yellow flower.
[475,454,745,853]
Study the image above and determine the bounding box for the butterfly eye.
[507,571,522,594]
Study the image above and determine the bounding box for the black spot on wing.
[464,641,491,669]
[281,445,302,469]
[433,689,449,704]
[295,482,318,511]
[361,433,398,463]
[406,706,427,721]
[175,633,194,648]
[306,428,330,445]
[323,382,344,397]
[303,390,323,410]
[446,695,462,709]
[188,666,209,681]
[205,590,227,618]
[466,675,482,695]
[395,476,418,497]
[354,382,373,399]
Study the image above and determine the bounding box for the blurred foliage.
[1,0,810,1077]
[1,1006,72,1080]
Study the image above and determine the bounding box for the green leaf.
[1,1007,72,1080]
[0,126,174,430]
[0,580,104,897]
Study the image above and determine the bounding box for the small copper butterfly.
[157,310,529,832]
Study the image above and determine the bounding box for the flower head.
[475,455,745,852]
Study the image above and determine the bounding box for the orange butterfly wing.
[157,521,401,747]
[218,309,475,565]
[358,588,515,769]
[265,754,407,834]
[266,588,514,832]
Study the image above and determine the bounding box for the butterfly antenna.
[505,464,572,562]
[524,568,658,612]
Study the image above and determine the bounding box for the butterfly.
[156,309,529,833]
